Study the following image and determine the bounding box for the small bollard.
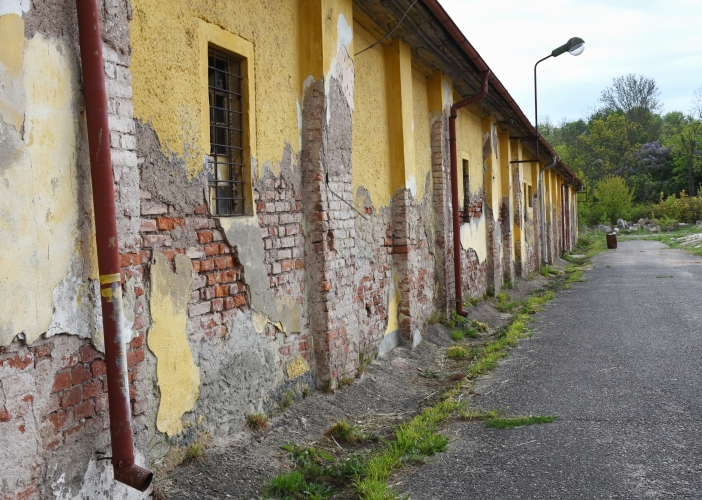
[606,233,617,249]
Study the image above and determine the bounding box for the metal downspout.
[539,156,558,264]
[75,0,153,491]
[449,71,490,316]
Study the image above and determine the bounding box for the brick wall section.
[512,166,524,276]
[485,206,504,294]
[302,80,359,386]
[39,339,146,453]
[354,210,394,355]
[499,198,515,283]
[430,115,455,314]
[254,173,306,306]
[393,190,436,341]
[460,247,487,300]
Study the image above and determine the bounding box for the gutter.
[75,0,153,491]
[419,0,583,191]
[449,70,490,317]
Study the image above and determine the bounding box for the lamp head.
[551,37,585,57]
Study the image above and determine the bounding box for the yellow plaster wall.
[454,106,483,206]
[454,106,487,263]
[384,38,415,195]
[130,0,300,178]
[412,69,431,202]
[148,253,200,437]
[0,14,24,131]
[0,33,86,346]
[351,24,391,208]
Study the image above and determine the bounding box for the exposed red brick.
[194,204,208,214]
[214,256,234,269]
[204,243,220,256]
[200,259,215,271]
[127,348,145,367]
[130,332,145,349]
[82,380,103,399]
[91,360,107,377]
[32,345,52,358]
[192,260,202,272]
[120,253,141,267]
[0,408,10,422]
[224,296,235,309]
[61,387,82,408]
[80,345,101,363]
[73,401,95,421]
[214,285,229,298]
[71,365,92,386]
[47,410,68,431]
[156,216,185,231]
[197,230,213,243]
[232,294,246,307]
[51,372,72,393]
[211,298,224,312]
[16,483,39,500]
[279,345,291,356]
[0,354,33,370]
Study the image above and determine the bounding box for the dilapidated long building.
[0,0,581,497]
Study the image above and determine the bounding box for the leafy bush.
[593,175,634,223]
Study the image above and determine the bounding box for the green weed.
[483,415,557,429]
[326,420,361,444]
[446,345,469,360]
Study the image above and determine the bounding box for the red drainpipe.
[449,71,490,316]
[75,0,153,491]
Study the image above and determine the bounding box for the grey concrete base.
[411,329,422,350]
[378,330,399,356]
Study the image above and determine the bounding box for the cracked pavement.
[400,240,702,499]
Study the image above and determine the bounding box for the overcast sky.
[439,0,702,126]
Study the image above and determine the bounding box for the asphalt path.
[402,240,702,499]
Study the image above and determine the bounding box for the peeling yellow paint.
[385,276,400,335]
[130,0,299,178]
[148,252,200,436]
[460,215,487,264]
[351,23,391,208]
[454,106,483,207]
[251,311,283,335]
[286,356,310,379]
[0,34,83,346]
[412,69,431,202]
[0,14,25,131]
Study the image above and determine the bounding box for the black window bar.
[208,47,245,216]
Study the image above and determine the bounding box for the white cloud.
[440,0,702,121]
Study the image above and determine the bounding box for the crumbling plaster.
[130,0,300,178]
[148,252,200,437]
[0,31,102,348]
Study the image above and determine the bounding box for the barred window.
[208,47,245,216]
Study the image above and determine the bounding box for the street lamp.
[534,37,584,264]
[534,37,585,161]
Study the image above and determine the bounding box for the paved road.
[402,240,702,499]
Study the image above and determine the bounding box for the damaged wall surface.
[0,0,583,497]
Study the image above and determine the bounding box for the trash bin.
[606,233,617,249]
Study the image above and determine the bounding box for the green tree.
[593,175,634,223]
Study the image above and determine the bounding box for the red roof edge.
[420,0,583,189]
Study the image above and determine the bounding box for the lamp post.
[534,37,584,161]
[535,37,584,263]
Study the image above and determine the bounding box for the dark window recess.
[528,184,533,208]
[462,159,470,214]
[208,47,245,216]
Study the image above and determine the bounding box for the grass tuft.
[326,419,361,444]
[184,441,203,462]
[247,412,270,433]
[446,345,469,360]
[483,414,557,429]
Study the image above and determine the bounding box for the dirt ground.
[155,269,560,499]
